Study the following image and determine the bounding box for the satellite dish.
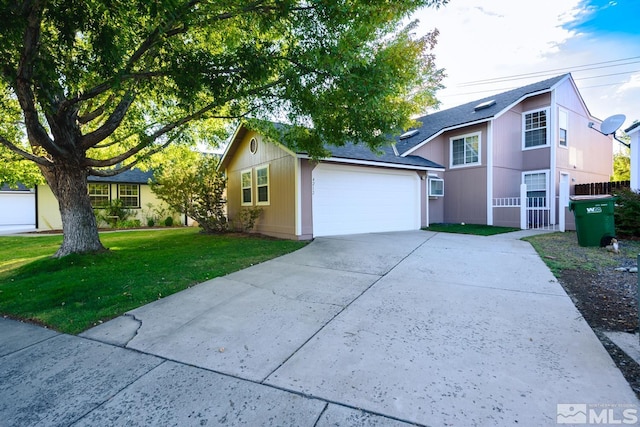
[600,114,626,135]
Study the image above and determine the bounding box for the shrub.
[95,199,135,228]
[613,189,640,237]
[117,219,142,229]
[164,216,174,227]
[238,207,263,232]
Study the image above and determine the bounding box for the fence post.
[520,183,527,230]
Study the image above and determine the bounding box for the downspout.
[486,121,494,225]
[34,185,39,229]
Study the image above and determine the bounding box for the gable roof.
[299,142,444,170]
[220,122,445,171]
[396,74,571,156]
[88,168,153,184]
[1,183,32,192]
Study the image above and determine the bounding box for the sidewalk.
[2,230,638,426]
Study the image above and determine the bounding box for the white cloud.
[411,0,640,129]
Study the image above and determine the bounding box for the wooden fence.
[574,180,630,196]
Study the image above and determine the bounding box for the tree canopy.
[0,0,446,256]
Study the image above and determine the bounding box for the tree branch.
[80,92,136,149]
[0,133,52,166]
[14,0,57,154]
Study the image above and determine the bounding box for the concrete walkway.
[1,230,638,426]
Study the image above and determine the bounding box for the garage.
[312,163,421,237]
[0,186,36,233]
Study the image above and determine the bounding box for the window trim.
[522,108,550,150]
[88,183,110,208]
[428,175,444,197]
[449,131,481,168]
[118,184,140,208]
[255,165,270,206]
[241,169,253,206]
[558,108,568,148]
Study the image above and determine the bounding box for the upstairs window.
[88,183,109,208]
[559,109,568,147]
[241,169,252,206]
[256,165,270,205]
[523,109,548,149]
[118,184,140,208]
[450,133,480,167]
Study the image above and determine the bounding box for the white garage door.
[312,163,420,237]
[0,191,36,232]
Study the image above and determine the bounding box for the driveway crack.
[123,313,142,347]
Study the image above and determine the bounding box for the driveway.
[2,230,638,426]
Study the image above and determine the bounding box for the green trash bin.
[568,195,617,247]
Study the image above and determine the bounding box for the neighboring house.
[0,183,36,233]
[625,121,640,192]
[36,168,177,230]
[220,73,613,240]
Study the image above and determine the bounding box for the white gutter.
[296,154,445,172]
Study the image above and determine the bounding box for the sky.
[411,0,640,134]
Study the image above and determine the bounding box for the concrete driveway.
[2,230,638,426]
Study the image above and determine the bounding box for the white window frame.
[256,165,270,206]
[118,184,140,208]
[522,170,549,207]
[428,175,444,197]
[450,132,481,168]
[522,108,550,150]
[88,183,110,208]
[558,108,568,148]
[241,169,253,206]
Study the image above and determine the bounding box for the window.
[523,109,548,148]
[118,184,140,208]
[450,133,480,167]
[428,176,444,197]
[88,183,109,207]
[256,165,270,205]
[559,109,568,147]
[524,172,547,207]
[241,169,252,206]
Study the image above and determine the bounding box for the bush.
[95,199,135,228]
[238,207,263,232]
[613,189,640,237]
[117,219,142,229]
[164,216,174,227]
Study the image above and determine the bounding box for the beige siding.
[36,183,170,230]
[225,131,300,239]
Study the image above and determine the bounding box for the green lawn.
[0,228,307,334]
[424,223,520,236]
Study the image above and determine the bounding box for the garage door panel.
[0,192,36,230]
[312,164,420,237]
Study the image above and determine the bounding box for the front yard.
[0,228,307,334]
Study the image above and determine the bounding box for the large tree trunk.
[40,163,106,258]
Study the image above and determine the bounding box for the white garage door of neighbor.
[0,191,36,231]
[312,163,420,237]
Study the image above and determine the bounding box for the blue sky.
[412,0,640,132]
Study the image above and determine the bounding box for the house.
[0,183,36,233]
[625,121,640,192]
[36,168,180,230]
[221,73,613,240]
